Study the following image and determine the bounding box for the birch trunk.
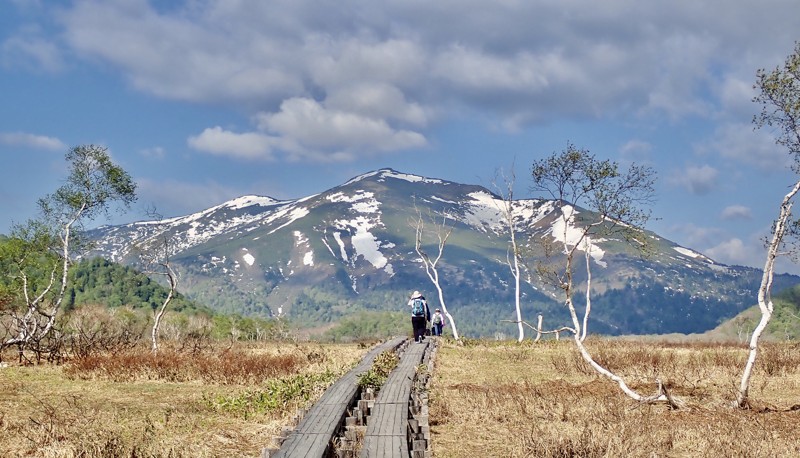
[413,210,460,340]
[735,180,800,407]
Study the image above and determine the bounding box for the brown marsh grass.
[429,338,800,457]
[0,340,368,457]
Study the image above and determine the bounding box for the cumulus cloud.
[668,223,726,253]
[704,238,758,266]
[2,27,64,73]
[48,1,799,141]
[619,140,653,163]
[0,131,65,151]
[716,76,757,119]
[188,127,275,161]
[139,146,166,159]
[720,205,752,220]
[669,164,719,195]
[255,98,427,161]
[669,223,763,268]
[324,82,429,127]
[700,122,790,172]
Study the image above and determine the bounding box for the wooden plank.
[361,434,408,458]
[359,340,429,457]
[274,432,331,458]
[272,337,405,458]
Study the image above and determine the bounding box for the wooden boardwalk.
[270,337,405,458]
[360,339,430,458]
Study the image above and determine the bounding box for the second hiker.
[431,308,444,336]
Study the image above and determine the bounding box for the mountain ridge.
[86,168,800,337]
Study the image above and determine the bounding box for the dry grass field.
[429,338,800,457]
[0,341,368,457]
[3,337,800,457]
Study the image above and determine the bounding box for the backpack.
[411,298,425,317]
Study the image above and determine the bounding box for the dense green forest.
[0,251,290,341]
[66,257,202,313]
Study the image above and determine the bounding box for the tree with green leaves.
[530,143,671,405]
[1,145,136,362]
[736,42,800,408]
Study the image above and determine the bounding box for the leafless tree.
[135,208,178,353]
[492,167,527,342]
[736,42,800,408]
[411,205,460,340]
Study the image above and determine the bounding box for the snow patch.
[327,190,380,213]
[333,232,349,261]
[268,206,310,234]
[226,195,282,210]
[242,250,255,266]
[431,196,457,204]
[293,231,314,266]
[674,247,704,259]
[549,205,607,267]
[461,191,551,232]
[380,170,444,184]
[336,216,388,269]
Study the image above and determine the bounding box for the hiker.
[408,290,430,343]
[431,308,444,336]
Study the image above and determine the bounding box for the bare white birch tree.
[411,206,460,340]
[493,168,526,342]
[735,42,800,408]
[530,144,673,406]
[1,145,136,362]
[135,210,179,353]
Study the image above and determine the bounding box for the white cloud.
[700,122,790,172]
[619,140,653,163]
[0,131,65,151]
[254,97,427,162]
[668,223,726,253]
[704,238,757,266]
[716,75,757,119]
[50,1,800,130]
[670,164,718,195]
[188,126,275,160]
[1,26,64,73]
[139,146,166,159]
[324,82,429,127]
[720,205,752,221]
[8,0,787,164]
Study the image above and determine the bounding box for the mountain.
[86,168,800,337]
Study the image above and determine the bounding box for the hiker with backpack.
[408,290,430,343]
[430,308,444,336]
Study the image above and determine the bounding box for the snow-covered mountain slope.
[87,168,799,337]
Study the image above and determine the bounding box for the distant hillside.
[86,168,800,338]
[65,257,208,314]
[705,284,800,342]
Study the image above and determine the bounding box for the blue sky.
[1,0,800,273]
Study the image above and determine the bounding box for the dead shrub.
[758,342,800,376]
[65,347,304,384]
[63,305,146,358]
